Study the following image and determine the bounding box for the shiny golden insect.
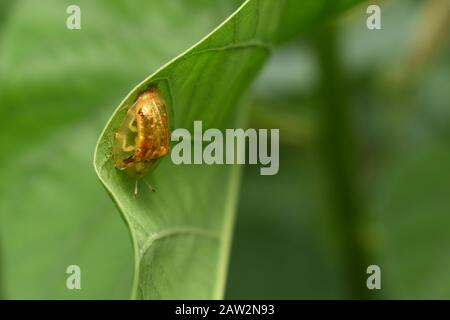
[113,87,169,190]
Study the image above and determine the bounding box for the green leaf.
[276,0,364,43]
[94,0,280,300]
[94,0,363,299]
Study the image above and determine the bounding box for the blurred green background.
[1,0,450,299]
[228,0,450,299]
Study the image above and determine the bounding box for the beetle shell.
[113,87,169,176]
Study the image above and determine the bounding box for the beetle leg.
[128,118,138,133]
[116,132,135,152]
[133,180,139,198]
[122,142,135,153]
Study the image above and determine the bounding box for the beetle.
[113,86,169,195]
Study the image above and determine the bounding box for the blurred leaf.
[227,145,346,299]
[0,0,236,299]
[373,144,450,298]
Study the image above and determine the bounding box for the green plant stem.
[314,24,373,299]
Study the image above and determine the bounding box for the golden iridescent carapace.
[113,87,169,176]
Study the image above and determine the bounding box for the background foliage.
[0,0,449,299]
